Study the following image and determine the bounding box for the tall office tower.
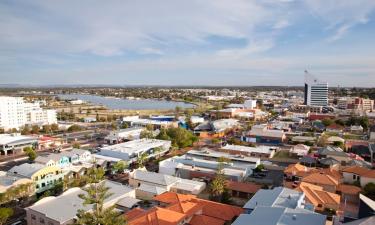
[304,70,328,106]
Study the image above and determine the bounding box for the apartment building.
[337,97,374,111]
[0,96,57,130]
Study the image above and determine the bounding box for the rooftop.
[28,180,134,223]
[243,187,304,210]
[9,163,47,178]
[100,138,170,155]
[221,144,278,154]
[0,133,37,145]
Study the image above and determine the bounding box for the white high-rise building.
[0,96,57,130]
[304,71,328,106]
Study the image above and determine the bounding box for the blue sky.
[1,0,375,87]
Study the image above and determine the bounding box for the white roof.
[28,180,134,223]
[132,170,178,186]
[233,207,326,225]
[100,139,170,156]
[137,183,167,195]
[221,144,277,154]
[0,134,37,145]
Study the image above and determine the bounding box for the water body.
[58,94,195,110]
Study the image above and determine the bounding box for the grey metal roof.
[243,187,303,210]
[132,170,178,186]
[9,163,46,178]
[342,216,375,225]
[232,207,326,225]
[28,180,134,223]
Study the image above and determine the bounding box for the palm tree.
[0,207,13,225]
[209,160,227,202]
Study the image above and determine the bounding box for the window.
[40,218,45,223]
[31,215,36,220]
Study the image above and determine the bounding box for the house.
[0,133,38,155]
[327,136,346,145]
[342,166,375,187]
[232,206,326,225]
[8,163,64,193]
[289,144,310,157]
[26,180,136,225]
[243,124,286,145]
[233,187,327,225]
[242,187,307,213]
[0,171,34,201]
[297,182,341,212]
[194,119,239,138]
[291,136,317,144]
[317,146,350,164]
[326,124,345,133]
[284,163,314,181]
[105,127,144,144]
[225,180,261,199]
[301,170,342,193]
[129,169,206,200]
[350,125,364,134]
[37,136,64,150]
[35,149,92,170]
[126,192,243,225]
[95,139,171,163]
[219,144,277,158]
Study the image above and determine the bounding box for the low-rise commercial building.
[95,139,171,163]
[0,133,38,155]
[8,163,64,193]
[122,116,178,129]
[105,127,144,144]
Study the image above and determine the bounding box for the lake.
[58,94,195,110]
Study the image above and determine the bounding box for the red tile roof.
[225,180,261,194]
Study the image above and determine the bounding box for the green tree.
[23,146,37,161]
[68,124,83,132]
[42,124,52,134]
[72,142,81,149]
[21,125,31,135]
[121,123,129,129]
[140,130,154,139]
[162,127,198,148]
[210,160,227,202]
[31,125,40,134]
[155,128,170,140]
[51,123,59,132]
[137,152,148,168]
[74,176,126,225]
[362,182,375,200]
[0,208,13,225]
[111,122,118,130]
[112,161,128,174]
[322,118,334,127]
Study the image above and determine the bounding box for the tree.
[23,146,37,161]
[322,118,334,127]
[121,123,128,129]
[111,122,118,130]
[140,130,154,139]
[158,127,198,149]
[362,182,375,200]
[42,124,52,134]
[21,125,31,135]
[68,124,83,132]
[0,208,13,225]
[137,152,148,168]
[155,128,170,140]
[112,161,128,174]
[74,170,126,225]
[72,142,81,149]
[210,160,227,202]
[31,125,40,134]
[51,123,59,132]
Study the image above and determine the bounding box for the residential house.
[233,187,327,225]
[318,146,350,164]
[125,192,243,225]
[129,169,206,200]
[225,180,261,199]
[26,180,136,225]
[326,124,345,133]
[301,169,342,193]
[8,163,64,193]
[289,144,310,157]
[219,144,277,158]
[0,171,34,201]
[342,166,375,187]
[194,119,239,138]
[297,182,341,212]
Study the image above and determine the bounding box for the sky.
[1,0,375,87]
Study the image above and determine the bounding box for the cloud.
[273,20,290,29]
